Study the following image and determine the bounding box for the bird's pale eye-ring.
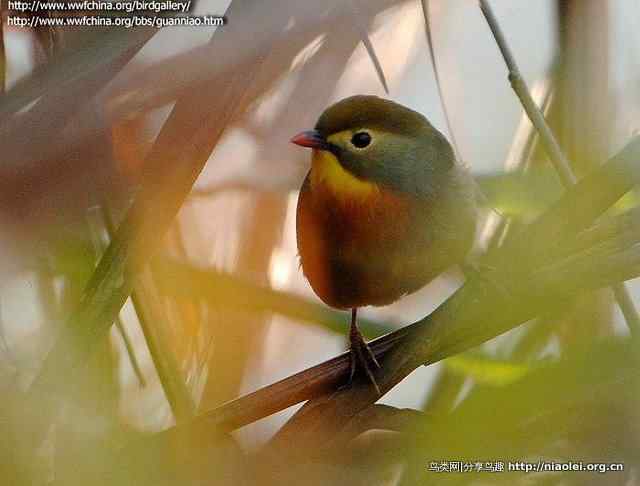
[351,131,372,149]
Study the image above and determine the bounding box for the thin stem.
[132,269,197,420]
[421,0,461,160]
[115,319,147,388]
[347,0,389,94]
[86,207,146,388]
[100,205,194,412]
[479,0,575,186]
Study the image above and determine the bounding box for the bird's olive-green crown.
[314,95,455,198]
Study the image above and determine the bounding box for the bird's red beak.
[291,130,328,149]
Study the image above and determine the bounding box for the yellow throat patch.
[309,149,378,201]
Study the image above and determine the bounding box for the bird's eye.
[351,131,372,149]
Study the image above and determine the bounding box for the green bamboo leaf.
[444,353,532,386]
[476,168,640,218]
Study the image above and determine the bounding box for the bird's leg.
[348,308,381,395]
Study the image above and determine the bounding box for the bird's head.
[291,95,455,200]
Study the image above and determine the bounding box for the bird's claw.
[348,329,381,395]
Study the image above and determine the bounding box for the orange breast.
[296,174,416,309]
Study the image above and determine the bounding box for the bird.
[291,95,477,393]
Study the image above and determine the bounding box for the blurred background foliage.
[0,0,638,485]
